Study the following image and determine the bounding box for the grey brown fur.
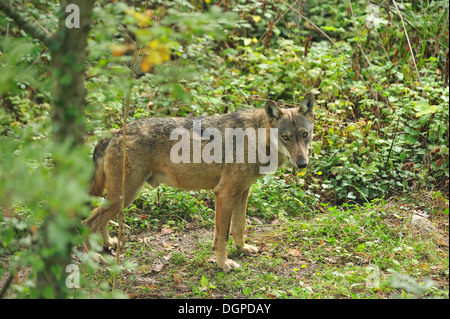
[84,94,314,272]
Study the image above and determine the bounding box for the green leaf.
[200,275,209,287]
[173,83,192,104]
[323,26,337,32]
[43,286,55,299]
[414,101,438,117]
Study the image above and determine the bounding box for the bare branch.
[0,1,53,47]
[392,0,422,86]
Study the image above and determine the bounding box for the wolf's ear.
[299,94,314,117]
[265,101,284,124]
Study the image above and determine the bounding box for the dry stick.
[348,0,379,79]
[258,0,299,43]
[427,11,448,81]
[281,0,380,125]
[392,0,422,87]
[347,0,381,127]
[432,12,449,58]
[0,1,52,47]
[384,114,401,170]
[0,272,14,299]
[375,26,391,62]
[369,0,421,34]
[5,0,13,38]
[332,217,349,238]
[112,49,139,295]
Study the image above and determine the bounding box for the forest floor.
[1,188,448,299]
[81,191,449,299]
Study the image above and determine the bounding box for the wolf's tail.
[89,137,111,196]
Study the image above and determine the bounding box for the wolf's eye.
[281,135,289,141]
[302,132,308,138]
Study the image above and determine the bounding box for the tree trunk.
[35,0,94,298]
[51,0,94,146]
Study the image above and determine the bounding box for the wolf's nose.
[296,161,308,169]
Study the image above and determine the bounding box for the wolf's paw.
[93,253,107,264]
[219,259,241,272]
[240,244,259,256]
[103,237,118,251]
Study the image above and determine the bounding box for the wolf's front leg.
[213,190,241,272]
[100,223,118,249]
[231,188,259,256]
[215,242,240,272]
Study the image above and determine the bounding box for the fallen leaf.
[153,262,165,272]
[251,217,263,225]
[177,285,190,292]
[162,253,173,261]
[324,256,339,264]
[430,265,442,270]
[161,227,172,235]
[138,236,153,244]
[207,256,216,263]
[289,248,302,256]
[185,222,196,229]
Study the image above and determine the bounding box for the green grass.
[79,180,448,299]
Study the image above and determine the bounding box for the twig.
[347,0,381,123]
[112,49,139,295]
[0,265,21,299]
[0,1,53,47]
[278,0,376,101]
[348,0,374,71]
[392,0,422,86]
[247,223,287,228]
[384,114,401,170]
[0,272,14,299]
[258,0,300,43]
[5,0,12,38]
[332,216,349,238]
[369,0,421,34]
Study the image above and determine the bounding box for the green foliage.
[386,273,437,299]
[0,131,93,297]
[110,194,448,299]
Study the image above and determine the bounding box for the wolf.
[84,94,314,272]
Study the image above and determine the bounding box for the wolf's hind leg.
[84,166,148,250]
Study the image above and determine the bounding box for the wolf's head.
[265,94,314,170]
